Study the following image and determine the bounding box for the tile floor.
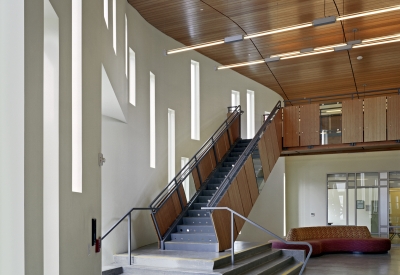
[303,246,400,275]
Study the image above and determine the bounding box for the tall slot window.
[72,0,82,193]
[231,90,240,107]
[103,0,108,28]
[247,90,255,138]
[129,48,136,106]
[168,109,175,182]
[44,0,59,273]
[125,14,128,77]
[191,60,200,140]
[150,72,156,168]
[181,157,190,200]
[112,0,116,53]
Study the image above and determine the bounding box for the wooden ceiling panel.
[128,0,400,102]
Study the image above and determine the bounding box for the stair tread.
[171,232,216,236]
[242,256,294,275]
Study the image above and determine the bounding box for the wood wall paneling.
[387,95,400,140]
[236,167,253,217]
[154,194,180,237]
[192,168,201,190]
[283,106,299,147]
[299,104,320,146]
[342,99,364,143]
[198,150,216,182]
[263,129,276,172]
[229,117,240,144]
[364,96,387,142]
[227,178,246,234]
[215,132,230,161]
[244,157,259,204]
[268,124,280,164]
[211,194,235,252]
[257,138,271,181]
[273,109,283,153]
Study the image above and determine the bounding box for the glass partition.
[320,103,342,145]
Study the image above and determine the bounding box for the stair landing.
[103,241,305,275]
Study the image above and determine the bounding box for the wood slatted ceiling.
[342,99,364,143]
[283,106,299,147]
[387,95,400,140]
[244,157,259,204]
[364,96,387,142]
[128,0,400,102]
[300,104,320,146]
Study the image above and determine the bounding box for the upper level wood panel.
[129,0,400,102]
[342,99,363,143]
[364,96,387,142]
[283,106,299,147]
[299,104,320,146]
[387,95,400,140]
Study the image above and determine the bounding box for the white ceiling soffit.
[101,65,126,123]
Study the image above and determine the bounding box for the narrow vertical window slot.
[181,157,190,200]
[191,60,200,140]
[231,90,240,107]
[44,0,59,273]
[247,90,255,138]
[72,0,82,193]
[150,72,156,168]
[125,14,128,77]
[112,0,116,53]
[168,109,175,182]
[104,0,108,28]
[129,48,136,106]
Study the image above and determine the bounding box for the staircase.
[103,242,305,275]
[165,139,252,252]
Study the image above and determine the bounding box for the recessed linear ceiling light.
[166,5,400,55]
[217,34,400,70]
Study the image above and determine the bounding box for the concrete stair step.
[176,224,215,234]
[192,203,208,210]
[201,189,217,196]
[188,209,211,217]
[242,256,296,275]
[197,196,213,203]
[183,216,213,225]
[171,232,217,243]
[164,241,219,252]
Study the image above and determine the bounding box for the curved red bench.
[269,226,391,256]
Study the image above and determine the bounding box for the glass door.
[356,173,379,236]
[389,172,400,243]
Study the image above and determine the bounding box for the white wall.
[0,1,25,274]
[286,151,400,231]
[238,157,286,242]
[101,3,283,265]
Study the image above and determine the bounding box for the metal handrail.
[207,100,281,207]
[149,105,242,246]
[202,207,312,275]
[101,207,158,265]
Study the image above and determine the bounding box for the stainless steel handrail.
[101,207,158,265]
[202,207,312,275]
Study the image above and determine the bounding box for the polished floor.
[303,246,400,275]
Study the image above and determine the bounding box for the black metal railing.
[101,207,158,265]
[149,105,242,247]
[207,100,281,207]
[202,207,312,275]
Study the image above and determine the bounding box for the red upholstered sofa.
[269,226,391,256]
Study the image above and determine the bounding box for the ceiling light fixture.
[165,4,400,55]
[217,33,400,70]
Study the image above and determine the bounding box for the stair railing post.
[231,210,234,265]
[128,213,132,265]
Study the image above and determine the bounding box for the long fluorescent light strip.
[217,34,400,70]
[166,4,400,55]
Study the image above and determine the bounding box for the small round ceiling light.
[357,56,363,60]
